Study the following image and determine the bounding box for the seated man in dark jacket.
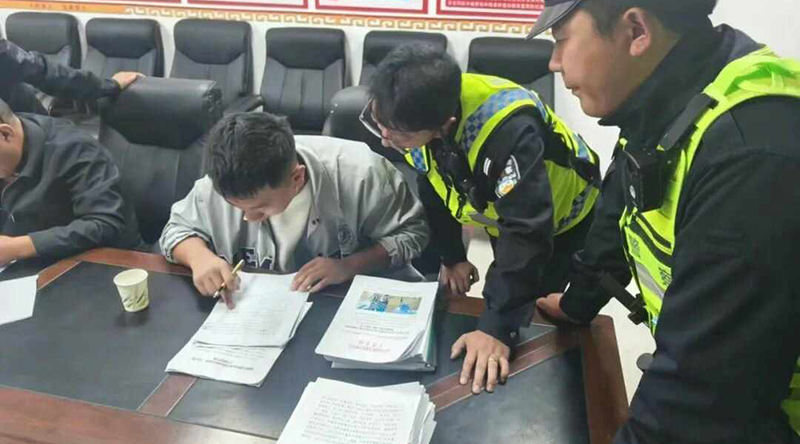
[0,38,141,113]
[0,99,140,266]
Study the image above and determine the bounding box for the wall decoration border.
[1,0,536,34]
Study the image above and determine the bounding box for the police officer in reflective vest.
[532,0,800,442]
[364,43,601,394]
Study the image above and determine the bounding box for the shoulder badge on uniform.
[495,155,520,198]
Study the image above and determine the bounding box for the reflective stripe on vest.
[785,358,800,433]
[618,46,800,434]
[405,73,600,237]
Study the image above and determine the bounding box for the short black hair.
[206,112,297,199]
[369,43,461,132]
[0,99,17,124]
[580,0,718,36]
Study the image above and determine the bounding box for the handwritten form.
[193,272,309,347]
[0,275,37,326]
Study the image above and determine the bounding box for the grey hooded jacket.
[159,136,429,272]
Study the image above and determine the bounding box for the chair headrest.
[363,31,447,66]
[266,27,345,69]
[323,86,404,163]
[6,12,78,55]
[87,18,160,59]
[100,77,223,150]
[174,19,251,65]
[468,37,554,85]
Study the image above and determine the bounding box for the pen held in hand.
[214,259,245,299]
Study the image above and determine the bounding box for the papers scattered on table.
[278,378,436,444]
[316,275,438,371]
[0,275,37,326]
[166,272,310,386]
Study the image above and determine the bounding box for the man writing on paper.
[530,0,800,441]
[160,112,429,307]
[364,44,602,394]
[0,99,141,266]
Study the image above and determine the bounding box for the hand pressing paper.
[0,275,37,326]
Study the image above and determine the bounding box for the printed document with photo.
[316,275,438,367]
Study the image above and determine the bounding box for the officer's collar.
[601,21,727,144]
[15,115,48,180]
[432,102,462,151]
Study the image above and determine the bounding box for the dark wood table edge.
[23,248,628,444]
[0,385,276,444]
[581,315,629,444]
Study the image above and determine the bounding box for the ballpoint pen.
[213,259,245,299]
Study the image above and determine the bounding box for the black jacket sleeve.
[614,98,800,443]
[27,135,128,259]
[477,112,555,346]
[559,153,633,324]
[0,39,120,101]
[417,174,467,266]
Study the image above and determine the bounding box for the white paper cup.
[113,269,150,312]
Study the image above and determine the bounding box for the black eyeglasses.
[359,99,383,140]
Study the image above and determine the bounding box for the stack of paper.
[167,272,310,386]
[316,275,438,371]
[278,378,436,444]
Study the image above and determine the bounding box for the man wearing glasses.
[363,43,601,394]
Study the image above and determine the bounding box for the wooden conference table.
[0,248,628,444]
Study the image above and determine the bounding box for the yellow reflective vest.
[404,73,600,237]
[618,46,800,434]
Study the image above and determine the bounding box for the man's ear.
[621,7,654,57]
[0,124,15,142]
[292,164,307,193]
[440,116,458,136]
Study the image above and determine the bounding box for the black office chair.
[171,19,262,114]
[6,12,81,68]
[70,18,165,133]
[467,37,556,109]
[85,18,164,78]
[6,12,83,115]
[262,27,349,134]
[323,86,441,276]
[359,31,447,86]
[98,77,223,244]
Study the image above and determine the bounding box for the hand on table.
[0,235,35,267]
[439,261,479,297]
[291,257,354,293]
[536,293,579,323]
[451,330,510,394]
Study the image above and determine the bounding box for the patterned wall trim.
[1,1,535,34]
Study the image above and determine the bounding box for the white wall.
[1,0,798,172]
